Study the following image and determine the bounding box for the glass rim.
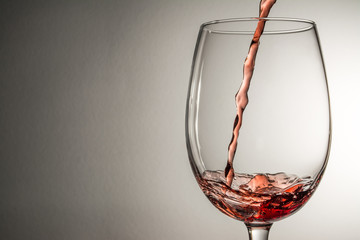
[201,17,316,35]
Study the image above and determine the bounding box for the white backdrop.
[1,0,359,239]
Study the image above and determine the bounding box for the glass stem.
[245,223,272,240]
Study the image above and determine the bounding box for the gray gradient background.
[0,0,359,239]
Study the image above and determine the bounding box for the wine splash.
[198,170,315,222]
[225,0,277,186]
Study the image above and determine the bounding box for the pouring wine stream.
[225,0,277,187]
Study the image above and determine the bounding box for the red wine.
[225,0,277,186]
[198,170,315,223]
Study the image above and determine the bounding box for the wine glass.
[186,18,331,240]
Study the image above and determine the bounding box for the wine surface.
[198,170,315,223]
[225,0,277,186]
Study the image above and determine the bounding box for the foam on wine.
[198,170,315,223]
[225,0,277,186]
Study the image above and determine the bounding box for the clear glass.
[186,18,331,240]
